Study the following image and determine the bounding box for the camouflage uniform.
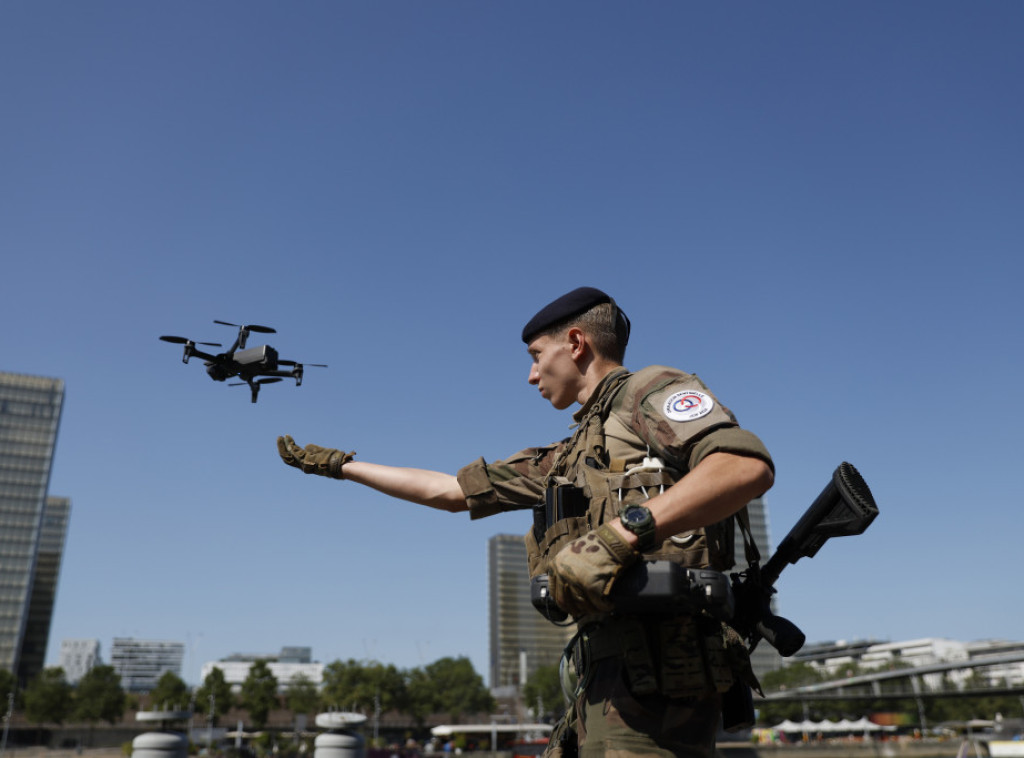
[457,366,772,758]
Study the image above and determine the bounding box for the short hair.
[539,302,628,363]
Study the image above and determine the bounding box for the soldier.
[278,286,774,758]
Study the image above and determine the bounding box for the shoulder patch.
[663,389,715,422]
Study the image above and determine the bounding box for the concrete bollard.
[132,730,188,758]
[314,712,367,758]
[133,709,191,758]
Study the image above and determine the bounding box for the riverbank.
[721,738,962,758]
[0,738,966,758]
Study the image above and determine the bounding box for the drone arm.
[186,347,219,365]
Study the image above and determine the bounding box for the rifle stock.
[731,462,879,657]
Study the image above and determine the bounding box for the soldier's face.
[527,333,578,410]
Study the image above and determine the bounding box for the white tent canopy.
[772,718,887,733]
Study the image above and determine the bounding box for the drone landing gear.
[229,377,283,403]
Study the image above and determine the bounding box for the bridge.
[758,652,1024,729]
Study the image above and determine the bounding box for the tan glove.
[548,523,640,618]
[277,435,355,479]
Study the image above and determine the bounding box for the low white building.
[59,639,101,684]
[200,647,323,692]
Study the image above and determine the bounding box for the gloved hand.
[277,435,355,479]
[548,523,640,618]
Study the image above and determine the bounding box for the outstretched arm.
[342,461,468,513]
[277,435,469,513]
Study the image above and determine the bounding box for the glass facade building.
[488,534,575,690]
[0,372,65,680]
[110,638,186,692]
[18,496,71,682]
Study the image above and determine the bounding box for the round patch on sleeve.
[663,390,715,422]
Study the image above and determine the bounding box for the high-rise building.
[110,638,185,692]
[59,638,102,684]
[488,534,574,691]
[17,496,71,682]
[0,372,65,682]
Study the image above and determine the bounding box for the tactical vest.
[524,368,741,580]
[524,369,758,700]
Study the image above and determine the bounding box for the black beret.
[522,286,628,344]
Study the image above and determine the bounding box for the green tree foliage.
[407,657,494,724]
[0,668,15,710]
[195,666,234,726]
[522,664,566,721]
[23,667,73,726]
[239,660,279,730]
[149,670,190,710]
[74,665,126,726]
[321,659,408,714]
[285,673,320,716]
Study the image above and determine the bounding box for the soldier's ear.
[566,327,587,361]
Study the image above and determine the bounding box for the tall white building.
[488,534,575,692]
[59,638,101,684]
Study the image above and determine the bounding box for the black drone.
[160,321,326,403]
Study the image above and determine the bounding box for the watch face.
[623,506,650,525]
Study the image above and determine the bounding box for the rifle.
[721,461,878,730]
[729,461,879,657]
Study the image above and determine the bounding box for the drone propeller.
[160,336,222,346]
[214,320,277,334]
[278,360,328,368]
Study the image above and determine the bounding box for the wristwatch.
[619,504,657,551]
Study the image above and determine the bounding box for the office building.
[110,638,185,692]
[200,647,323,692]
[0,372,65,682]
[488,534,574,691]
[17,496,71,682]
[59,638,102,684]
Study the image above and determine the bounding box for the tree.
[522,664,565,721]
[149,670,190,710]
[407,657,494,724]
[321,659,407,715]
[285,673,320,717]
[0,669,15,711]
[74,665,126,726]
[195,666,234,726]
[23,667,73,728]
[239,660,279,730]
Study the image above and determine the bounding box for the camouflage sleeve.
[627,367,773,473]
[456,443,563,520]
[688,425,774,472]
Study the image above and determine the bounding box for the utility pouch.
[656,615,710,698]
[546,482,588,527]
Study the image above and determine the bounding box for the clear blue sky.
[2,2,1021,686]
